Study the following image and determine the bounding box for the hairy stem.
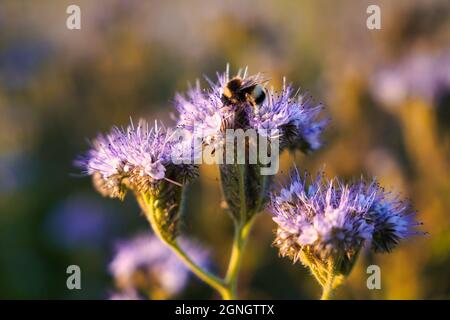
[221,164,258,299]
[237,164,247,221]
[320,257,342,300]
[299,251,327,287]
[320,287,333,300]
[138,192,228,297]
[320,276,335,300]
[224,217,255,299]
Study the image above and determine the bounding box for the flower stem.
[138,192,229,298]
[299,251,327,287]
[237,164,247,222]
[220,164,257,299]
[320,266,336,300]
[138,161,259,300]
[320,257,342,300]
[320,284,334,300]
[169,241,229,297]
[224,218,255,299]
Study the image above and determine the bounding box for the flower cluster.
[270,170,422,275]
[109,234,209,299]
[174,67,328,222]
[76,66,425,299]
[175,67,328,153]
[76,119,200,241]
[76,119,198,200]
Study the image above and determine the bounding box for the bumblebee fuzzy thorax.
[222,77,245,105]
[222,76,267,107]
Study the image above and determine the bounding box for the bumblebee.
[222,76,267,107]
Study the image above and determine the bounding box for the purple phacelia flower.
[175,80,230,149]
[174,67,328,222]
[270,170,424,279]
[270,171,374,262]
[249,80,328,152]
[76,119,199,241]
[109,234,209,299]
[76,119,198,200]
[45,194,114,249]
[175,66,328,153]
[363,182,424,253]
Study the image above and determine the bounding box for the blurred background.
[0,0,449,299]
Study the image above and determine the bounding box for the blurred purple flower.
[46,194,114,249]
[109,290,142,300]
[371,51,450,106]
[0,152,35,194]
[0,41,51,90]
[109,234,209,298]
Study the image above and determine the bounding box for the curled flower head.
[76,119,199,241]
[175,66,328,153]
[269,170,424,284]
[76,119,198,199]
[109,234,208,299]
[175,80,229,149]
[363,182,424,253]
[249,81,328,152]
[271,171,374,264]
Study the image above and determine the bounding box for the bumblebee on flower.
[75,66,425,300]
[175,66,327,153]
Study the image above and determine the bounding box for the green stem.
[138,161,259,300]
[169,241,229,297]
[320,272,335,299]
[320,284,333,300]
[299,251,327,287]
[224,218,255,299]
[255,174,269,213]
[320,275,335,300]
[237,164,247,221]
[138,192,229,298]
[221,164,254,299]
[320,257,342,300]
